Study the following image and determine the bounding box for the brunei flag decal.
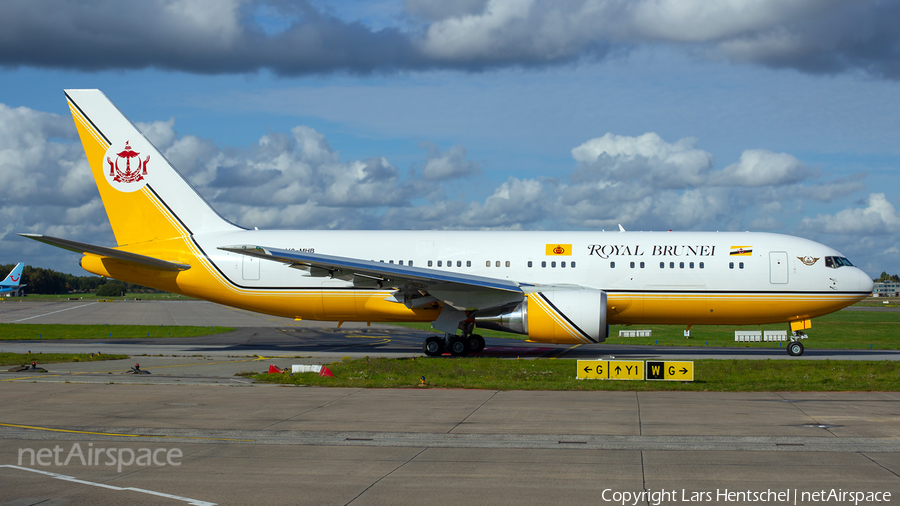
[730,245,753,256]
[546,244,572,256]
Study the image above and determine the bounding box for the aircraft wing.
[219,244,526,313]
[19,234,191,272]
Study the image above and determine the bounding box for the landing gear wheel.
[468,334,485,353]
[448,336,470,357]
[423,336,445,357]
[787,341,804,357]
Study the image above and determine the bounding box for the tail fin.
[65,89,238,246]
[0,263,24,287]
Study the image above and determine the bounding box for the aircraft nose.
[859,269,874,294]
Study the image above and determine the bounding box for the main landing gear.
[422,332,485,357]
[787,331,808,357]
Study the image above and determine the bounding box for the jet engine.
[473,289,608,344]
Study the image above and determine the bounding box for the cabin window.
[447,260,451,267]
[660,262,665,268]
[495,261,501,267]
[669,262,675,269]
[551,261,556,268]
[640,262,645,268]
[739,262,744,269]
[571,261,576,268]
[437,260,442,267]
[610,261,616,268]
[542,261,547,268]
[486,261,491,267]
[729,262,734,269]
[679,262,684,269]
[699,262,704,269]
[457,260,462,267]
[561,261,566,268]
[428,260,433,267]
[409,260,413,266]
[466,260,471,267]
[630,261,635,268]
[506,261,511,267]
[689,262,694,269]
[528,261,533,268]
[398,260,403,265]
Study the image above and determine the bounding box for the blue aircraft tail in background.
[0,263,26,294]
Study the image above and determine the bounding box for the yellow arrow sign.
[576,360,607,379]
[608,360,643,380]
[646,361,694,381]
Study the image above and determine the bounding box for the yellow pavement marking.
[0,422,252,441]
[546,344,581,359]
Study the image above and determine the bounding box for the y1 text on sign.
[608,360,643,380]
[577,360,607,379]
[646,361,694,381]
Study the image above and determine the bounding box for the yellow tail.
[66,89,238,247]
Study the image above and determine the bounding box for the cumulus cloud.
[571,132,713,190]
[710,149,815,187]
[802,193,900,235]
[0,0,897,79]
[418,142,480,181]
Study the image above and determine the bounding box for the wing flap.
[19,234,191,272]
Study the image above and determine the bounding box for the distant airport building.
[873,281,900,297]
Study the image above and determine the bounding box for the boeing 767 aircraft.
[22,90,874,357]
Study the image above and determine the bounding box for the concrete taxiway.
[1,385,899,505]
[1,299,899,505]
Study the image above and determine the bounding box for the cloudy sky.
[1,0,899,277]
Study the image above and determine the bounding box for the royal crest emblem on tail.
[104,140,150,192]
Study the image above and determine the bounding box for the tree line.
[874,272,900,283]
[0,264,161,295]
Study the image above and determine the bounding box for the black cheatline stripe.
[537,292,596,343]
[65,92,110,146]
[146,185,193,236]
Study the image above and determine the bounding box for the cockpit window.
[825,256,854,268]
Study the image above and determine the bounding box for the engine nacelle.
[474,290,608,344]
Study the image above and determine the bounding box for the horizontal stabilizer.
[19,234,190,272]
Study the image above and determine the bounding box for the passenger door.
[769,251,788,284]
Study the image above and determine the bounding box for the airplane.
[22,89,874,357]
[0,263,26,295]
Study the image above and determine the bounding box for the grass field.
[386,310,900,350]
[0,324,233,340]
[0,352,129,366]
[604,311,900,350]
[254,357,900,391]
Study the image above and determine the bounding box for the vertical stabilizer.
[65,89,238,246]
[0,263,24,287]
